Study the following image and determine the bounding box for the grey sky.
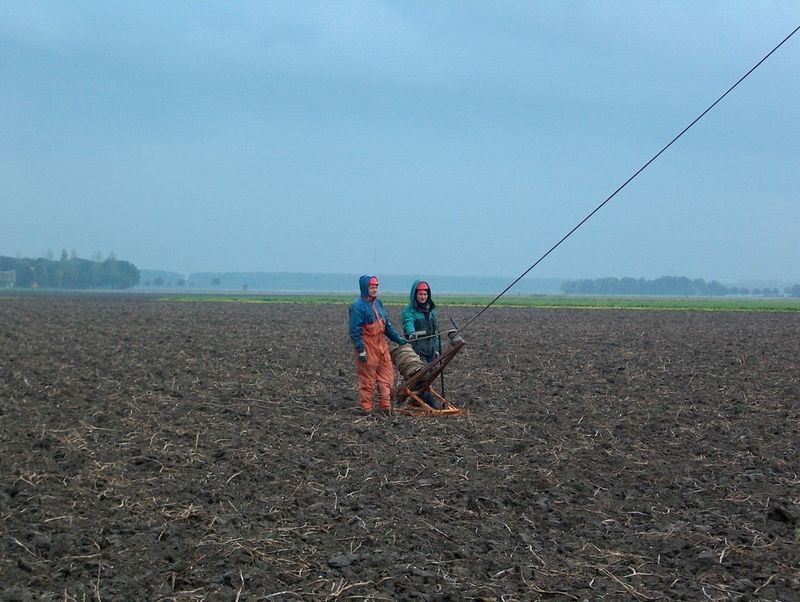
[2,1,799,284]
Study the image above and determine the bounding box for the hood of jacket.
[359,274,376,298]
[408,279,435,309]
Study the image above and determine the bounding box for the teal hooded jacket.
[400,279,440,360]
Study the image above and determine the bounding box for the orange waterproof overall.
[356,308,395,412]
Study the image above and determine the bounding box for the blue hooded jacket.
[348,274,405,352]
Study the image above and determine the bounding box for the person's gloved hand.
[407,332,417,341]
[397,337,408,346]
[358,350,367,362]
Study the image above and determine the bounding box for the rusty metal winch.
[390,329,466,416]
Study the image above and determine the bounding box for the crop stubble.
[1,295,798,600]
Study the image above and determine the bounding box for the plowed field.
[1,295,798,600]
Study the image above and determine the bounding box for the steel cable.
[457,24,800,333]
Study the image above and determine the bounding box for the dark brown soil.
[1,294,798,601]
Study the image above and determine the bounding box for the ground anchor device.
[391,329,466,416]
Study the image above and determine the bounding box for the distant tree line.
[138,270,189,288]
[0,253,139,289]
[561,276,796,297]
[185,272,563,294]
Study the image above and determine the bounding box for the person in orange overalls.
[348,275,407,413]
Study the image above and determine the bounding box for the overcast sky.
[2,1,799,285]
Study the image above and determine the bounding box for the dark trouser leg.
[415,352,442,408]
[422,390,442,409]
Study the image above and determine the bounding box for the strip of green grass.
[159,293,800,312]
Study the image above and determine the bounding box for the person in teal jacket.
[401,280,441,363]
